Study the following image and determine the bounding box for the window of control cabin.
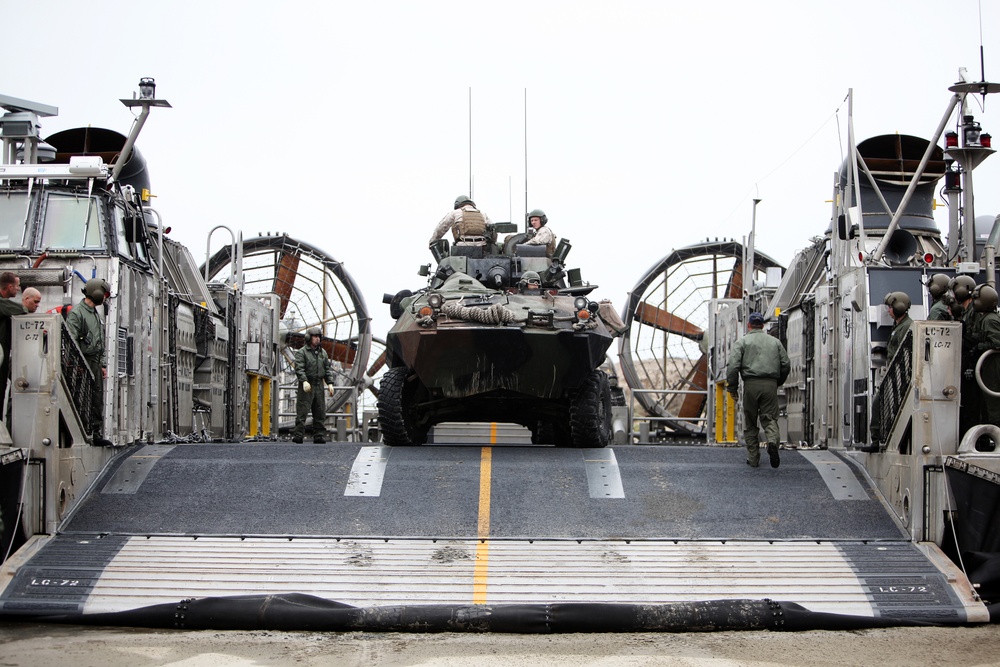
[40,193,106,250]
[0,192,32,250]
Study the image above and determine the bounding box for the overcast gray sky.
[5,1,999,339]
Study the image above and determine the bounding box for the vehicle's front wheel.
[569,370,612,447]
[377,366,427,445]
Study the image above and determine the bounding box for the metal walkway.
[0,443,987,623]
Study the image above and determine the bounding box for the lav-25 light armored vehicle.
[379,223,622,446]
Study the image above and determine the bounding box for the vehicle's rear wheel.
[377,367,427,445]
[570,370,612,447]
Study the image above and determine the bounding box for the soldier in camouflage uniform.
[293,328,335,444]
[65,279,112,447]
[429,195,495,246]
[727,312,790,469]
[524,208,557,257]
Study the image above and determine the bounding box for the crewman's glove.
[327,384,335,397]
[303,381,312,393]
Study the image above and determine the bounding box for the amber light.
[418,306,434,317]
[577,309,591,320]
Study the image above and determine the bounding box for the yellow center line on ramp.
[473,445,492,604]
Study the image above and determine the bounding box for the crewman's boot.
[313,433,326,444]
[292,433,303,444]
[767,442,781,468]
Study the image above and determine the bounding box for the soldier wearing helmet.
[518,270,542,292]
[884,291,913,362]
[429,195,495,247]
[66,278,113,446]
[292,327,335,443]
[524,208,557,257]
[927,273,955,321]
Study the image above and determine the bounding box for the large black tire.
[569,370,612,447]
[377,367,426,446]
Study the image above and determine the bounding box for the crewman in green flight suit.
[954,276,981,436]
[65,279,113,447]
[292,328,335,443]
[971,284,1000,428]
[727,312,790,469]
[927,273,955,321]
[884,291,913,363]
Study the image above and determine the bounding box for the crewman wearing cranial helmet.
[65,278,113,447]
[884,291,913,363]
[971,284,1000,427]
[927,273,955,321]
[292,327,336,443]
[957,275,984,436]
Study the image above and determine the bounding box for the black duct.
[837,134,946,232]
[43,127,150,194]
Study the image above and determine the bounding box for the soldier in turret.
[292,328,335,444]
[726,312,790,469]
[429,195,495,247]
[926,273,955,321]
[65,279,112,447]
[524,208,557,257]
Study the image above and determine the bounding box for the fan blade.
[367,350,387,377]
[273,251,301,319]
[676,353,708,419]
[328,340,358,367]
[635,302,704,340]
[725,258,744,299]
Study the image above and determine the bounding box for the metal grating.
[872,330,913,446]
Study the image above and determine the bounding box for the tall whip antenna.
[523,88,528,232]
[468,87,473,198]
[980,0,986,83]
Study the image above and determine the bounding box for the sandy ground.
[1,623,999,666]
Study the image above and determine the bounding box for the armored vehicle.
[379,226,623,446]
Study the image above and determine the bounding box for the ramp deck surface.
[0,442,985,622]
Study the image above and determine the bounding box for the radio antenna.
[979,0,986,83]
[523,88,528,232]
[468,87,473,198]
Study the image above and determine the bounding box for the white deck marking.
[583,448,625,498]
[344,446,391,497]
[800,450,870,500]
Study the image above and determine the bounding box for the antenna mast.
[524,88,528,232]
[468,87,473,198]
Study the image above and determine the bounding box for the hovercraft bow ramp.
[0,442,988,631]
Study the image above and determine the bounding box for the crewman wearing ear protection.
[65,278,113,447]
[884,291,913,363]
